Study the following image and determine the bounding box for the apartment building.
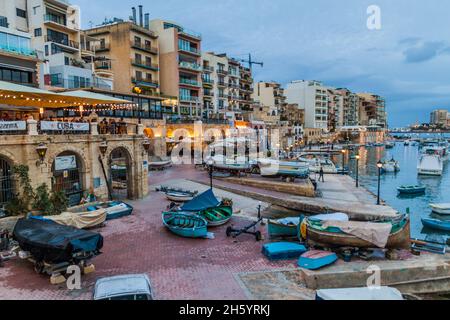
[285,80,328,131]
[85,8,160,97]
[280,103,304,142]
[0,0,42,86]
[149,19,202,119]
[335,88,359,126]
[253,81,286,119]
[326,88,344,132]
[357,93,387,128]
[239,65,254,111]
[430,109,449,127]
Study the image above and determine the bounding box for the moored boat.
[429,203,450,215]
[70,201,133,221]
[162,212,208,238]
[166,191,195,202]
[298,250,338,270]
[257,159,310,179]
[267,217,303,238]
[421,218,450,232]
[382,158,400,173]
[417,154,443,176]
[148,156,172,170]
[397,185,426,195]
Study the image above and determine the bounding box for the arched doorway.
[0,156,15,208]
[52,151,84,207]
[109,147,132,199]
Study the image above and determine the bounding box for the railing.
[94,61,112,70]
[93,43,110,51]
[38,121,91,135]
[178,28,202,40]
[0,16,8,28]
[202,78,214,85]
[178,61,202,71]
[203,65,214,72]
[45,35,79,49]
[131,41,158,54]
[217,81,226,87]
[132,77,159,87]
[179,96,200,103]
[131,59,159,70]
[179,46,200,55]
[46,75,112,90]
[43,14,67,26]
[0,42,36,57]
[203,90,214,97]
[179,78,200,86]
[228,83,240,89]
[217,69,228,75]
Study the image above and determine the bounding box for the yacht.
[382,158,400,173]
[298,157,338,174]
[417,153,443,176]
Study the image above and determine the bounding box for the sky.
[72,0,450,127]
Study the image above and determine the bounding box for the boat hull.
[200,206,233,227]
[422,218,450,231]
[306,219,411,249]
[162,212,208,238]
[268,222,299,238]
[430,204,450,215]
[166,192,194,202]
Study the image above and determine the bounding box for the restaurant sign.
[55,155,77,171]
[40,121,89,131]
[0,121,26,131]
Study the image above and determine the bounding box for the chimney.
[132,7,136,24]
[144,13,149,29]
[139,5,143,27]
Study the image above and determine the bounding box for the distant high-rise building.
[430,109,449,127]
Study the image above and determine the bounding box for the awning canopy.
[0,81,135,109]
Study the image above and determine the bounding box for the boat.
[397,185,426,195]
[417,154,443,176]
[166,191,196,202]
[79,201,134,221]
[382,158,400,173]
[162,212,208,238]
[304,215,411,249]
[298,250,338,270]
[421,218,450,232]
[429,203,450,215]
[385,142,395,149]
[267,217,303,238]
[404,140,410,146]
[262,242,307,260]
[316,287,404,300]
[373,143,384,147]
[180,189,233,226]
[207,155,251,172]
[13,218,103,264]
[257,159,310,179]
[297,155,337,174]
[31,208,107,229]
[148,156,172,170]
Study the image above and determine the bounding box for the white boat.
[429,203,450,215]
[417,154,443,176]
[297,154,338,174]
[382,159,400,173]
[148,156,172,170]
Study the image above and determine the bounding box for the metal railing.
[43,14,67,26]
[203,65,214,72]
[131,41,158,54]
[132,77,159,87]
[131,59,159,70]
[45,35,79,49]
[178,28,202,40]
[178,61,202,71]
[179,78,200,86]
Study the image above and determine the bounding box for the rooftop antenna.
[239,53,263,72]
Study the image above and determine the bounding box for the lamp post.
[355,154,360,188]
[99,139,108,158]
[132,86,142,124]
[206,158,214,189]
[36,143,48,165]
[341,149,347,175]
[376,160,383,205]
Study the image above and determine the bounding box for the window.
[44,44,49,56]
[145,56,151,66]
[145,40,151,49]
[34,28,42,37]
[136,71,142,80]
[0,67,32,84]
[64,56,69,66]
[145,73,152,81]
[99,38,106,49]
[16,8,26,18]
[134,36,141,46]
[135,53,141,64]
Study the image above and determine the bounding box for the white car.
[93,274,153,300]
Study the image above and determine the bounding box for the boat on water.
[303,214,411,249]
[385,141,395,149]
[417,154,443,176]
[70,201,133,221]
[148,156,172,170]
[382,158,400,173]
[298,250,338,270]
[404,140,410,146]
[421,218,450,232]
[162,212,208,238]
[267,217,303,239]
[397,185,426,195]
[180,189,233,227]
[429,203,450,215]
[373,142,384,147]
[316,287,404,301]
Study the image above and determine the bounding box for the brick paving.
[0,165,295,300]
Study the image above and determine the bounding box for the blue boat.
[162,212,208,238]
[262,242,307,261]
[298,250,338,270]
[267,217,303,239]
[422,218,450,232]
[73,201,134,221]
[397,185,426,195]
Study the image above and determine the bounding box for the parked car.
[93,274,153,300]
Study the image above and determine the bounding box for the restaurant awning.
[54,90,133,106]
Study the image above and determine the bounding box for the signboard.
[0,121,26,131]
[40,121,89,132]
[55,155,77,171]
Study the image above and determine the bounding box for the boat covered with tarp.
[180,189,233,226]
[13,218,103,264]
[69,201,133,221]
[31,208,107,229]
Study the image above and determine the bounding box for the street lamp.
[132,86,142,124]
[341,149,347,175]
[206,158,214,189]
[36,143,48,165]
[376,160,383,205]
[99,139,108,157]
[355,154,360,188]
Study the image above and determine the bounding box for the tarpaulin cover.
[180,189,220,212]
[13,218,103,263]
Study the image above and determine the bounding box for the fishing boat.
[429,203,450,215]
[397,185,426,195]
[206,155,252,172]
[421,218,450,232]
[258,159,310,179]
[304,215,411,249]
[70,201,134,221]
[382,158,400,173]
[148,156,172,170]
[162,212,208,238]
[385,141,395,149]
[180,189,233,226]
[267,217,303,239]
[297,155,337,174]
[166,191,196,202]
[417,154,443,176]
[298,250,338,270]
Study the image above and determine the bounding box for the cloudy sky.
[73,0,450,127]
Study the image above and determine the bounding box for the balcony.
[217,69,228,75]
[179,96,200,103]
[202,78,214,86]
[131,41,158,55]
[0,42,36,57]
[203,65,214,73]
[45,35,79,51]
[131,59,159,71]
[217,81,226,87]
[203,90,214,98]
[178,61,202,72]
[94,61,113,73]
[228,83,239,89]
[93,43,110,52]
[179,78,200,87]
[132,77,159,88]
[178,28,202,40]
[179,46,201,56]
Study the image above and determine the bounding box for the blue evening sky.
[73,0,450,127]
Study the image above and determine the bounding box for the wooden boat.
[162,212,208,238]
[421,218,450,231]
[397,185,426,195]
[298,250,337,270]
[267,217,303,238]
[166,191,195,202]
[71,201,133,221]
[430,203,450,215]
[200,206,233,227]
[258,159,310,178]
[382,159,400,173]
[305,215,411,249]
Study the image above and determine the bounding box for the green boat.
[267,217,303,239]
[199,206,233,227]
[162,212,208,238]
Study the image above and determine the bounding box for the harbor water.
[338,135,450,241]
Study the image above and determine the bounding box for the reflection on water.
[333,135,450,240]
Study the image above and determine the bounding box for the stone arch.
[108,146,134,200]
